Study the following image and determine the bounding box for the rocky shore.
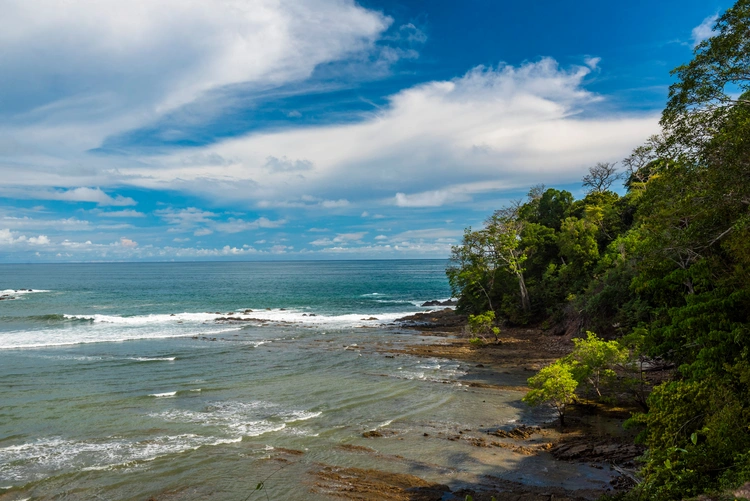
[309,307,644,500]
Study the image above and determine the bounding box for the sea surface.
[0,260,611,500]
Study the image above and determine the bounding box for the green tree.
[523,361,578,426]
[447,203,531,316]
[565,332,629,398]
[466,310,500,344]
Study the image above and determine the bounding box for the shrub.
[466,311,500,343]
[523,361,578,426]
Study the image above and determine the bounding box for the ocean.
[0,260,610,500]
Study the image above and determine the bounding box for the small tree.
[465,310,500,344]
[565,331,629,398]
[523,361,578,426]
[582,162,621,194]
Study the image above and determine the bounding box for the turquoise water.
[0,261,611,500]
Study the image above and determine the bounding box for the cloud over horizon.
[0,0,719,262]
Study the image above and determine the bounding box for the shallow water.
[0,261,613,499]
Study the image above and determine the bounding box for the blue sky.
[0,0,730,262]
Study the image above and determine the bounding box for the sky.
[0,0,731,262]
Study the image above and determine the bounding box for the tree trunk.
[517,272,531,312]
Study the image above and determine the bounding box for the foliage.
[523,361,578,426]
[452,2,750,497]
[565,332,629,398]
[466,310,500,343]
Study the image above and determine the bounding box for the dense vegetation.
[447,1,750,498]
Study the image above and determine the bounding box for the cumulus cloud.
[310,232,367,246]
[0,228,50,246]
[124,58,658,208]
[119,237,138,248]
[692,14,718,47]
[155,207,217,228]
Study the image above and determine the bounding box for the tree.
[662,0,750,156]
[523,361,578,426]
[486,205,531,312]
[582,162,620,194]
[466,310,500,344]
[565,331,629,398]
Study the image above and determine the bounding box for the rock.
[361,317,378,321]
[362,430,383,438]
[421,299,458,307]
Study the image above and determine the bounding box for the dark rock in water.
[362,430,383,438]
[170,314,175,316]
[244,309,253,313]
[421,299,458,307]
[396,308,466,332]
[361,317,378,321]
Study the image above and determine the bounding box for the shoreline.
[303,308,641,500]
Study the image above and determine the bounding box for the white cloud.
[390,228,462,241]
[0,228,50,246]
[0,0,394,191]
[156,207,217,227]
[213,217,286,233]
[264,156,314,173]
[194,228,214,237]
[310,231,367,246]
[692,14,718,47]
[124,58,658,208]
[119,237,138,248]
[0,0,390,118]
[257,197,350,209]
[1,187,136,206]
[320,199,350,208]
[1,216,91,231]
[98,210,146,218]
[394,190,469,207]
